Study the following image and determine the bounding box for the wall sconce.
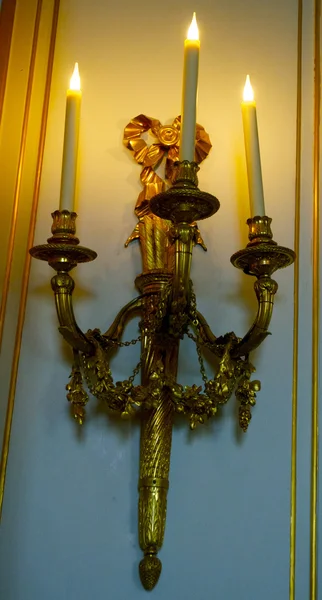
[29,115,294,590]
[29,15,295,593]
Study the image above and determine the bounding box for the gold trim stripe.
[0,0,42,350]
[0,0,60,518]
[289,1,302,598]
[0,0,17,126]
[310,0,320,597]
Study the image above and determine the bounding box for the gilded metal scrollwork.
[29,118,295,591]
[66,351,89,425]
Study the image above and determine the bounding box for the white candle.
[241,75,265,216]
[179,13,200,162]
[59,63,82,212]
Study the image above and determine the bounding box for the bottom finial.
[139,554,162,591]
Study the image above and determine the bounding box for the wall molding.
[0,0,61,517]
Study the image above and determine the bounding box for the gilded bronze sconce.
[30,114,295,591]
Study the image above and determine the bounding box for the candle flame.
[243,74,254,102]
[70,63,81,91]
[187,12,199,41]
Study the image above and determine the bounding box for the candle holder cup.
[231,215,295,277]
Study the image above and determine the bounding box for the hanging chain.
[128,356,144,384]
[89,282,212,385]
[185,282,209,385]
[105,335,142,348]
[194,336,209,385]
[188,283,209,349]
[98,285,172,350]
[87,287,172,386]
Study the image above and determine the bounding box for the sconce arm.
[29,210,97,355]
[231,276,277,358]
[230,216,295,359]
[194,310,217,346]
[51,272,95,354]
[102,295,145,342]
